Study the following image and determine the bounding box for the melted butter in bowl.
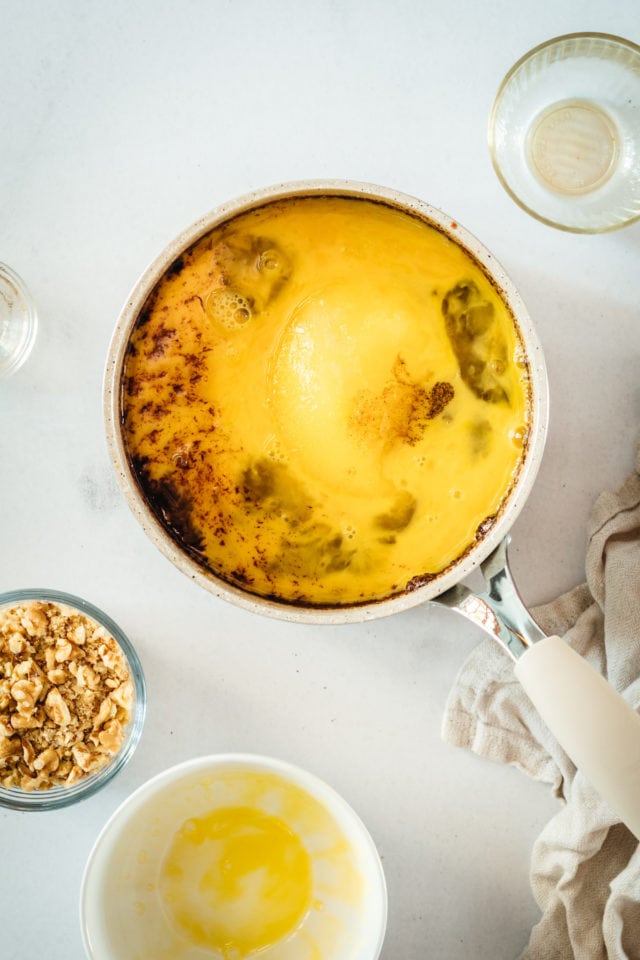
[119,195,532,608]
[160,804,313,955]
[81,755,387,960]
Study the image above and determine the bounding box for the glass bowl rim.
[0,588,146,811]
[0,261,38,380]
[488,31,640,234]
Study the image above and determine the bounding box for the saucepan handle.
[514,635,640,840]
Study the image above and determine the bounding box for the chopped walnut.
[99,718,125,754]
[55,638,74,663]
[44,688,72,726]
[111,680,133,711]
[33,746,59,773]
[0,716,14,738]
[47,667,67,685]
[93,695,115,729]
[72,742,95,772]
[8,634,26,655]
[11,710,44,730]
[21,605,48,638]
[11,678,39,714]
[23,740,37,767]
[0,600,134,791]
[0,736,20,761]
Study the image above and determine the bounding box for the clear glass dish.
[488,33,640,233]
[0,263,38,380]
[0,589,146,811]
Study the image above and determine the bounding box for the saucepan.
[104,180,640,838]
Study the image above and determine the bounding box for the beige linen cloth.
[442,443,640,959]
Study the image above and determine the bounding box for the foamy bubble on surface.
[265,439,287,464]
[205,288,253,330]
[257,248,285,273]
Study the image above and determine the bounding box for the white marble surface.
[1,2,639,958]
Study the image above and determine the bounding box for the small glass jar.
[0,589,146,811]
[489,33,640,232]
[0,263,38,380]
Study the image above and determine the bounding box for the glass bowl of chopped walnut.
[0,590,146,810]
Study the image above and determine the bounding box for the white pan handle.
[514,635,640,840]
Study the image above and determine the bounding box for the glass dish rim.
[0,587,146,811]
[488,31,640,234]
[0,261,38,380]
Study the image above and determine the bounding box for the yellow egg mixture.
[121,196,530,605]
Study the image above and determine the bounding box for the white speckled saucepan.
[104,180,549,625]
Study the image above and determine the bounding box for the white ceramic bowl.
[104,180,548,623]
[81,754,387,960]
